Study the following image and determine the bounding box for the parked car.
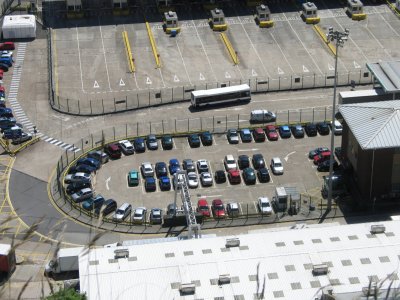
[87,150,109,164]
[257,168,270,182]
[214,170,226,183]
[305,122,318,137]
[309,147,330,159]
[68,164,96,174]
[188,134,201,148]
[252,128,266,142]
[173,173,185,190]
[0,108,13,118]
[95,199,117,216]
[167,203,181,216]
[132,207,147,224]
[182,159,196,173]
[127,170,139,187]
[161,135,173,150]
[279,125,291,138]
[265,125,278,141]
[3,126,21,140]
[144,177,156,192]
[197,159,209,173]
[243,167,256,185]
[155,162,168,178]
[258,197,272,215]
[113,203,132,222]
[252,154,266,170]
[141,162,154,177]
[238,155,250,170]
[313,151,331,165]
[0,50,13,58]
[240,128,252,142]
[150,208,162,224]
[291,124,304,138]
[250,110,276,123]
[316,122,330,135]
[0,63,8,72]
[187,172,199,188]
[228,169,241,184]
[146,134,158,150]
[200,131,213,146]
[331,119,343,135]
[211,199,225,219]
[71,188,93,203]
[118,139,134,155]
[0,42,15,50]
[169,158,180,175]
[200,172,213,186]
[159,176,171,191]
[82,195,105,211]
[226,202,239,217]
[11,132,32,145]
[76,157,101,170]
[317,159,339,172]
[227,129,239,144]
[224,154,237,171]
[64,172,91,184]
[197,199,210,217]
[66,181,91,195]
[133,138,146,152]
[104,143,121,159]
[0,117,16,130]
[270,157,284,175]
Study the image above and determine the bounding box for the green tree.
[43,288,86,300]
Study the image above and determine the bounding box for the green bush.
[43,288,86,300]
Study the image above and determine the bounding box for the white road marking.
[284,151,296,162]
[175,36,192,85]
[98,19,112,91]
[106,177,111,190]
[270,32,295,74]
[75,27,85,93]
[119,78,125,86]
[93,80,99,88]
[238,148,259,152]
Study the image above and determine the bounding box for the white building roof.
[79,221,400,300]
[367,61,400,93]
[339,100,400,149]
[2,15,36,28]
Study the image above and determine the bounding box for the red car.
[0,69,3,80]
[265,125,278,141]
[0,86,5,93]
[0,42,15,51]
[252,128,265,142]
[212,199,225,219]
[104,143,121,159]
[196,199,210,217]
[228,169,241,184]
[314,151,331,165]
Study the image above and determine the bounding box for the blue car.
[169,158,181,175]
[0,57,12,67]
[159,176,171,191]
[134,138,146,152]
[0,117,16,130]
[82,195,105,211]
[0,108,12,118]
[145,177,156,192]
[77,157,101,170]
[69,164,96,174]
[279,125,291,138]
[240,129,252,143]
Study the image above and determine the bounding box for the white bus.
[191,84,251,108]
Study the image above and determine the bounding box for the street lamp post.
[326,27,349,211]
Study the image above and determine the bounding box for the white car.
[187,172,199,188]
[224,154,237,171]
[200,172,213,186]
[64,172,91,184]
[258,197,273,215]
[113,203,132,222]
[118,139,134,155]
[227,202,239,217]
[141,162,154,177]
[1,51,13,58]
[331,119,343,135]
[270,157,284,175]
[132,207,147,224]
[197,159,209,173]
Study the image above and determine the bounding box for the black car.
[238,155,250,170]
[0,63,8,72]
[95,199,117,216]
[291,124,304,138]
[316,122,330,135]
[188,134,201,148]
[200,131,213,146]
[243,167,256,185]
[214,170,226,183]
[68,164,96,174]
[155,162,168,178]
[305,123,318,137]
[257,168,270,182]
[317,160,339,172]
[252,154,266,170]
[66,181,91,195]
[133,138,146,152]
[240,129,252,143]
[161,135,173,150]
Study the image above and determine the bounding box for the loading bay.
[52,2,400,102]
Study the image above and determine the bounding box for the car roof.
[255,128,264,132]
[135,207,146,213]
[156,161,166,166]
[198,199,208,205]
[146,177,155,182]
[229,169,240,175]
[170,158,178,163]
[228,202,239,208]
[259,197,270,202]
[281,125,289,130]
[212,199,222,204]
[142,162,152,166]
[242,128,250,133]
[118,203,131,210]
[161,176,170,182]
[272,157,282,163]
[198,159,207,164]
[135,137,144,142]
[225,154,234,160]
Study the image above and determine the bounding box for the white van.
[331,119,343,135]
[250,110,276,123]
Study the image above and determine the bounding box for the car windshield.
[275,162,282,167]
[227,159,235,164]
[200,206,208,210]
[215,206,223,210]
[189,174,196,179]
[116,209,124,214]
[134,213,142,218]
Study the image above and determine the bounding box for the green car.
[243,167,256,185]
[128,170,139,187]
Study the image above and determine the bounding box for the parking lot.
[52,1,400,101]
[85,128,336,222]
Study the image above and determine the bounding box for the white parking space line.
[253,201,258,212]
[269,32,295,74]
[363,25,393,61]
[280,11,323,75]
[239,202,243,214]
[175,36,192,85]
[373,7,400,38]
[75,27,85,93]
[191,20,218,82]
[98,18,112,91]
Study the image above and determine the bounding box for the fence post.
[90,100,92,114]
[126,95,128,110]
[312,108,315,123]
[255,77,258,92]
[225,115,228,131]
[237,114,239,129]
[91,134,94,147]
[175,119,177,133]
[67,98,70,112]
[113,127,116,140]
[313,73,316,88]
[102,99,104,114]
[359,70,362,84]
[114,98,116,112]
[162,120,165,134]
[137,94,139,108]
[278,77,281,90]
[150,122,152,134]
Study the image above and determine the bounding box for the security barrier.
[145,21,161,68]
[122,31,135,73]
[220,32,239,65]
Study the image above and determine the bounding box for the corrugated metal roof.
[80,221,400,300]
[367,61,400,93]
[339,100,400,149]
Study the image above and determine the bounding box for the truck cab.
[163,11,180,35]
[209,8,227,31]
[301,2,320,24]
[346,0,366,20]
[255,4,273,28]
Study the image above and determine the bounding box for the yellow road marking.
[220,32,239,65]
[313,25,337,56]
[145,22,161,68]
[122,31,135,72]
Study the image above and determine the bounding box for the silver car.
[187,172,199,188]
[258,197,273,215]
[118,140,134,155]
[270,157,284,175]
[71,188,93,203]
[113,203,132,222]
[141,162,154,177]
[64,172,91,184]
[11,132,32,145]
[132,207,147,224]
[200,172,213,187]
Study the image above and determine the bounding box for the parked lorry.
[45,247,83,278]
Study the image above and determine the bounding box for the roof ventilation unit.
[225,238,240,248]
[312,264,328,276]
[114,249,129,259]
[218,274,231,285]
[179,283,196,295]
[370,224,385,234]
